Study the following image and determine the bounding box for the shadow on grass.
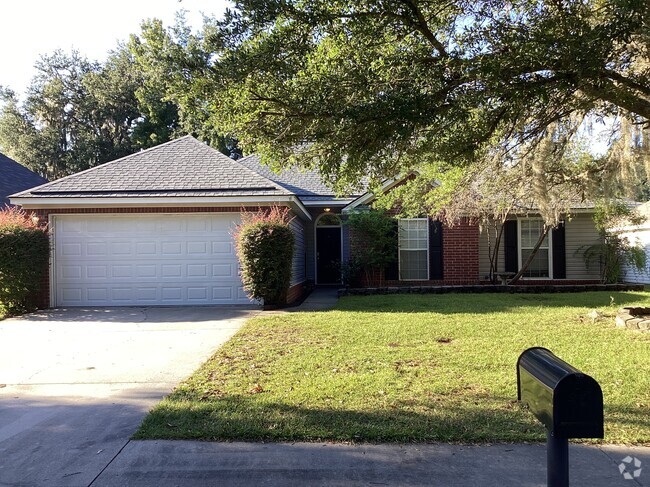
[136,394,542,443]
[136,393,650,445]
[334,291,649,315]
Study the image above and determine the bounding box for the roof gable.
[0,153,48,206]
[13,136,290,198]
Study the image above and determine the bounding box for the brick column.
[442,219,480,284]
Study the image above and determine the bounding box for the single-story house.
[10,136,603,308]
[0,152,47,207]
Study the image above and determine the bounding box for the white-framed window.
[518,218,552,278]
[398,218,429,280]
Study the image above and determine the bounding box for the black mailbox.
[517,347,603,439]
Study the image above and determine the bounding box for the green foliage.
[0,47,181,179]
[234,207,295,306]
[128,18,241,158]
[112,0,650,215]
[581,200,648,283]
[345,210,396,285]
[0,208,49,314]
[175,0,649,202]
[582,236,647,284]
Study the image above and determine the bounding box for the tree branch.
[398,0,448,57]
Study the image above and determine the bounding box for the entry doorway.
[315,213,342,285]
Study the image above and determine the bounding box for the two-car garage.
[52,214,252,306]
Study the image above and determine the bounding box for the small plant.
[0,207,49,314]
[580,200,647,283]
[345,209,397,286]
[234,206,295,306]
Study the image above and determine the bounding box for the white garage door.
[53,214,252,306]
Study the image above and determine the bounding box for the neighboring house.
[0,152,48,207]
[616,201,650,284]
[10,136,604,309]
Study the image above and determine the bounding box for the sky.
[1,0,231,96]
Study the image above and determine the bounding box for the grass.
[135,291,650,445]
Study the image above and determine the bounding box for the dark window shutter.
[384,219,399,280]
[503,220,518,273]
[552,222,566,279]
[429,219,443,280]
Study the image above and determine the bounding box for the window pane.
[399,219,427,250]
[521,249,549,278]
[400,250,428,280]
[521,220,548,249]
[398,219,429,280]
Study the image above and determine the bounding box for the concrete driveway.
[0,306,258,487]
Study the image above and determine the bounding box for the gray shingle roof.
[0,152,48,206]
[237,154,362,200]
[13,136,291,199]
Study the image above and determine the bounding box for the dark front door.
[316,227,342,284]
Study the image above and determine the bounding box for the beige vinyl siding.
[479,224,505,279]
[290,217,307,286]
[478,213,602,280]
[565,213,601,279]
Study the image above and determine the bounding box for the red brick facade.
[441,218,480,284]
[286,281,309,305]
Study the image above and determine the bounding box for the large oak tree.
[199,0,648,206]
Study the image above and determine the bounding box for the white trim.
[314,212,343,285]
[517,218,553,279]
[49,214,56,308]
[301,199,355,206]
[12,195,312,221]
[342,174,415,212]
[288,196,312,221]
[398,218,429,281]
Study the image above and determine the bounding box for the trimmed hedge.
[0,208,49,314]
[235,207,295,306]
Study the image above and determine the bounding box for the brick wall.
[442,218,480,284]
[286,281,309,305]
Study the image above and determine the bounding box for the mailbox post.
[517,347,604,487]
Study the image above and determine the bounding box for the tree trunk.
[508,224,550,284]
[488,220,505,283]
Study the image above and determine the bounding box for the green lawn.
[135,291,650,444]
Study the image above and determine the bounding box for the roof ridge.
[18,136,202,194]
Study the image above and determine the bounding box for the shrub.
[580,200,648,283]
[0,207,49,314]
[234,206,295,306]
[345,209,397,286]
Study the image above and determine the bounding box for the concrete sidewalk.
[91,440,649,486]
[289,286,340,311]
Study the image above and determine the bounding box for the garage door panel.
[54,214,250,306]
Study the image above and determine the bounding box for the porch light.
[324,208,331,212]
